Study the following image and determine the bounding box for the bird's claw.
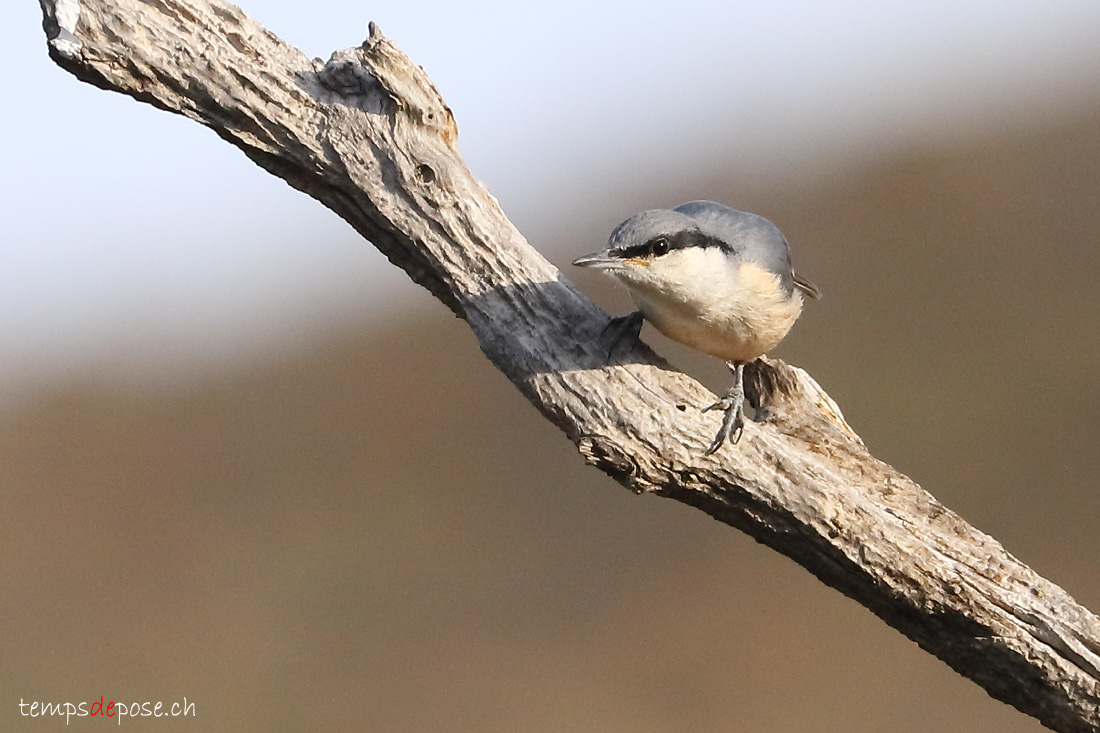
[702,361,747,455]
[703,397,746,455]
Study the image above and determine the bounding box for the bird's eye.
[651,237,670,257]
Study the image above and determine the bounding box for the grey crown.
[608,201,796,296]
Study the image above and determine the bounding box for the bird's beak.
[572,251,622,270]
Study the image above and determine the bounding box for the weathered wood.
[39,1,1100,729]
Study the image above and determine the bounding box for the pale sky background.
[5,0,1100,402]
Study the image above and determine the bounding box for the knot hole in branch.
[577,435,642,489]
[415,163,436,185]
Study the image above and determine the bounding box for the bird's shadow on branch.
[473,275,788,422]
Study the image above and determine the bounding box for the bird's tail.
[794,273,821,299]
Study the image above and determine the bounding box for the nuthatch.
[572,200,819,454]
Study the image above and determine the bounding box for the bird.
[572,200,818,454]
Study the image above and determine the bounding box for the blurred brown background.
[6,104,1100,731]
[7,3,1100,731]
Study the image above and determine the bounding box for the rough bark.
[39,1,1100,730]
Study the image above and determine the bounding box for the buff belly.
[623,258,803,363]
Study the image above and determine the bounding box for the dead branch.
[38,1,1100,729]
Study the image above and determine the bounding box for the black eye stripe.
[617,242,653,259]
[615,230,732,259]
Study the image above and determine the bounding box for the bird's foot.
[702,361,746,455]
[702,396,746,454]
[598,310,644,362]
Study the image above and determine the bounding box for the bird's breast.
[625,258,803,363]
